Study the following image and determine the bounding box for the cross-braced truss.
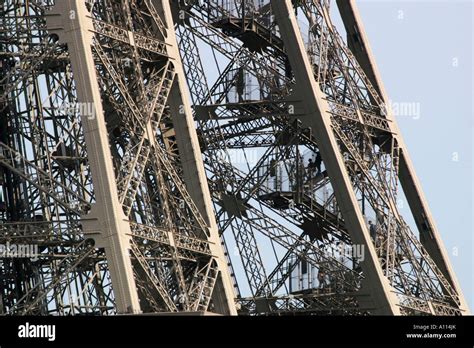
[0,0,468,316]
[0,0,235,315]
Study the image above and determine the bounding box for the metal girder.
[174,0,467,316]
[0,0,466,317]
[335,0,469,314]
[0,0,237,316]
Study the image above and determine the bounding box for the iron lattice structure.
[0,0,469,316]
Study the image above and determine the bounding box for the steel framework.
[0,0,468,316]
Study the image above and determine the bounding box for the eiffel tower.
[0,0,468,316]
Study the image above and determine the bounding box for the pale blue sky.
[356,0,473,310]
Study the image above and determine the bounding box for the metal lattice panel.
[0,0,468,316]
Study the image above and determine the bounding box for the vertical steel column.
[45,1,141,314]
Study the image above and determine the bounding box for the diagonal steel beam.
[336,0,469,314]
[271,0,400,315]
